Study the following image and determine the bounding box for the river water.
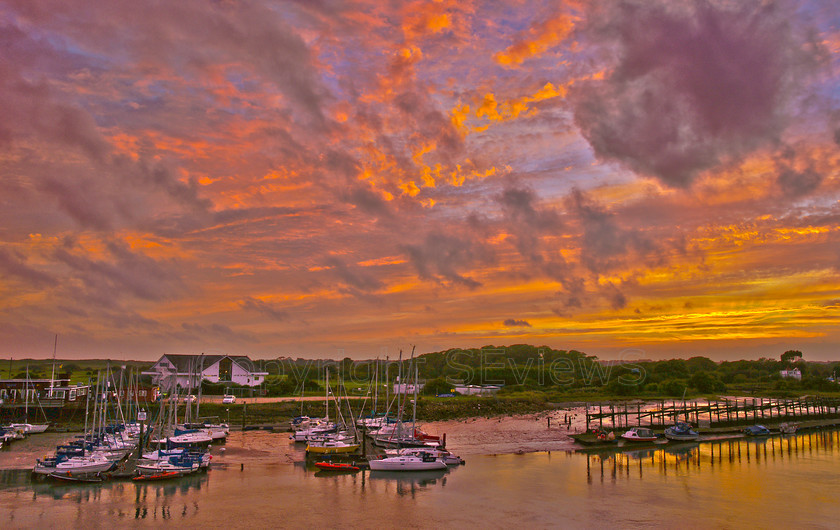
[2,428,840,528]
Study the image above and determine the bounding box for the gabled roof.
[156,353,257,374]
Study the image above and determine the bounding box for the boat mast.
[324,366,329,422]
[373,357,379,416]
[83,376,91,448]
[395,349,404,439]
[196,353,205,419]
[24,363,29,421]
[49,334,57,398]
[412,349,418,440]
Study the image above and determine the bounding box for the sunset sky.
[1,0,839,361]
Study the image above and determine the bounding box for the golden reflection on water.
[2,429,840,527]
[585,429,840,482]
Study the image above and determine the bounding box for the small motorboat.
[621,427,659,442]
[314,462,360,472]
[368,452,447,471]
[664,422,700,441]
[779,422,799,434]
[385,447,464,466]
[133,471,182,481]
[743,425,771,436]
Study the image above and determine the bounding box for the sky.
[1,0,839,362]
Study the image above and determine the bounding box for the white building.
[143,353,268,390]
[454,384,502,395]
[780,368,802,380]
[392,382,425,395]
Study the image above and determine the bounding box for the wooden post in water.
[585,403,590,431]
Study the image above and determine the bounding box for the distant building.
[0,377,90,407]
[454,384,502,396]
[392,381,425,395]
[117,386,160,402]
[780,368,802,380]
[143,354,268,390]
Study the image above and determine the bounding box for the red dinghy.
[133,471,181,481]
[314,462,360,472]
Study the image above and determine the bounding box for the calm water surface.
[2,430,840,528]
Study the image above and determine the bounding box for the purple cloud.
[570,0,826,187]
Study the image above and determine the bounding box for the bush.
[422,377,455,396]
[690,371,718,393]
[660,379,688,397]
[605,378,641,396]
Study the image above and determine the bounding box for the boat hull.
[369,458,447,471]
[50,460,115,475]
[136,462,198,476]
[306,443,360,454]
[664,433,699,441]
[314,462,360,472]
[133,471,182,481]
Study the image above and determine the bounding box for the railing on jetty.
[584,397,840,431]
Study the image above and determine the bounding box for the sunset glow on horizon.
[1,0,839,361]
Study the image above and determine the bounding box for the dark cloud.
[401,231,490,289]
[503,318,532,327]
[179,322,258,344]
[571,0,826,187]
[495,182,579,290]
[324,256,384,294]
[774,148,823,197]
[52,240,185,304]
[341,184,394,219]
[239,297,290,321]
[0,248,57,287]
[566,188,656,273]
[0,57,110,161]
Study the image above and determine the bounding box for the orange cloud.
[458,82,569,130]
[494,14,577,66]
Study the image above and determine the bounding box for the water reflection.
[305,462,455,497]
[585,429,840,483]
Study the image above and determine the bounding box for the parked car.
[185,394,197,403]
[222,395,236,404]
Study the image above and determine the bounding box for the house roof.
[157,353,258,374]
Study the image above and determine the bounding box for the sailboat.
[293,367,337,442]
[7,364,49,434]
[372,349,439,449]
[305,367,360,454]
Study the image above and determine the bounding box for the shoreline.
[4,412,840,473]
